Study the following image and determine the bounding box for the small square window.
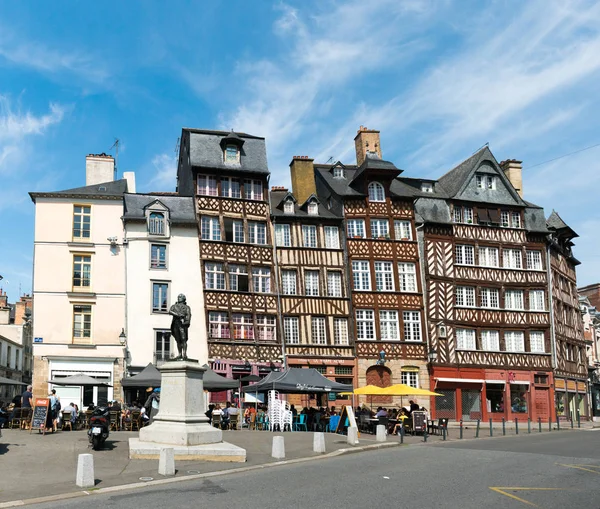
[225,145,238,163]
[284,200,294,214]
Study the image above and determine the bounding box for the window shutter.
[488,209,500,223]
[477,207,490,222]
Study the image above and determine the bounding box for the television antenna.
[110,138,120,179]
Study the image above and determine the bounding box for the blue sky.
[1,0,599,301]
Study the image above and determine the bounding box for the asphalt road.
[31,431,600,509]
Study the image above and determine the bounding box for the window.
[352,261,371,291]
[275,224,291,247]
[232,313,253,339]
[252,267,271,293]
[73,255,91,288]
[480,288,499,308]
[347,219,366,239]
[374,261,394,291]
[308,202,318,215]
[209,312,230,339]
[221,177,241,198]
[421,183,433,193]
[334,318,349,345]
[481,330,500,351]
[455,244,475,265]
[333,167,345,179]
[229,264,249,292]
[394,220,412,240]
[530,331,545,353]
[302,225,317,248]
[324,226,340,248]
[456,328,476,350]
[380,310,399,340]
[403,311,422,341]
[256,315,276,341]
[529,290,545,311]
[224,145,239,163]
[370,219,389,239]
[304,270,320,296]
[73,304,92,339]
[14,350,19,370]
[505,290,524,310]
[73,205,91,239]
[281,270,297,295]
[476,175,495,189]
[356,310,375,340]
[505,331,525,352]
[501,211,510,227]
[503,249,522,269]
[368,181,385,202]
[479,246,499,267]
[311,317,327,345]
[198,175,218,196]
[284,317,299,344]
[455,286,476,307]
[233,220,244,243]
[152,283,169,312]
[150,244,166,269]
[244,179,263,200]
[284,200,294,214]
[201,216,221,240]
[401,370,419,388]
[205,262,225,290]
[335,366,352,375]
[248,221,267,245]
[453,207,462,223]
[148,212,165,235]
[154,331,171,363]
[511,212,521,228]
[526,250,543,270]
[327,271,342,297]
[453,206,473,223]
[398,262,417,292]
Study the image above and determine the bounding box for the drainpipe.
[546,244,557,370]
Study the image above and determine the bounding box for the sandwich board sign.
[30,398,51,435]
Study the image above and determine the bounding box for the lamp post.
[427,348,438,375]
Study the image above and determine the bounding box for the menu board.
[412,411,426,433]
[30,398,50,434]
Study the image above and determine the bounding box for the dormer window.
[308,202,318,215]
[224,144,239,164]
[476,175,496,190]
[149,212,165,235]
[421,182,433,193]
[368,182,385,202]
[333,167,345,179]
[284,200,294,214]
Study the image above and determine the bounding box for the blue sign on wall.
[34,337,43,343]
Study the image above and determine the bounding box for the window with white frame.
[333,318,349,345]
[374,261,394,292]
[529,331,545,353]
[352,260,371,290]
[333,167,345,179]
[401,370,419,388]
[464,207,474,223]
[232,313,253,339]
[403,311,422,341]
[252,267,271,293]
[476,175,496,190]
[529,290,545,311]
[505,290,524,310]
[368,181,385,202]
[311,317,327,345]
[503,249,522,269]
[152,283,169,312]
[221,177,241,198]
[394,220,412,240]
[455,244,475,265]
[455,286,476,307]
[275,224,291,247]
[324,226,340,248]
[73,304,92,339]
[398,262,417,292]
[500,210,510,227]
[356,309,375,340]
[511,212,521,228]
[308,202,318,215]
[481,330,500,351]
[198,175,218,196]
[479,246,499,267]
[248,221,267,245]
[347,219,366,238]
[370,219,389,239]
[453,207,462,223]
[453,206,473,223]
[73,205,91,240]
[229,264,248,292]
[421,182,433,193]
[205,262,225,290]
[256,315,276,341]
[304,270,320,296]
[302,225,317,247]
[505,331,525,352]
[480,288,500,308]
[283,317,299,344]
[244,179,263,200]
[526,250,543,270]
[230,220,244,243]
[148,212,166,235]
[456,328,476,350]
[154,331,171,362]
[209,312,229,339]
[73,254,92,287]
[284,200,294,214]
[201,216,221,241]
[379,310,399,340]
[281,270,297,295]
[327,271,342,297]
[224,144,239,163]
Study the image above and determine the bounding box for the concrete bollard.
[76,453,95,488]
[376,424,386,442]
[347,426,359,445]
[158,447,175,476]
[313,432,326,453]
[272,436,285,459]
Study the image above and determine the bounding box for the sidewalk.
[0,425,590,505]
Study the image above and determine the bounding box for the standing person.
[409,400,419,415]
[144,388,160,424]
[22,385,33,409]
[49,390,61,432]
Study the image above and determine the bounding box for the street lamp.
[376,350,386,365]
[119,328,127,345]
[428,348,438,364]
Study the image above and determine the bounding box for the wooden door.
[534,388,549,421]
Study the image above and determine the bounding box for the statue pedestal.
[129,361,246,462]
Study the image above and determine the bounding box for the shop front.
[554,378,588,422]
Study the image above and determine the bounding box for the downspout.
[546,242,557,370]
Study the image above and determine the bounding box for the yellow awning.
[339,385,390,396]
[380,384,444,396]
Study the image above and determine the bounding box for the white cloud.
[145,153,177,192]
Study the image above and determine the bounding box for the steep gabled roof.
[547,210,578,238]
[30,179,128,202]
[123,193,197,225]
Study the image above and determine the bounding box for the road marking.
[489,487,565,508]
[557,463,600,475]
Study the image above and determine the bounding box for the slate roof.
[547,210,578,237]
[270,190,341,219]
[30,179,128,202]
[123,193,197,225]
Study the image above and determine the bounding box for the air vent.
[98,185,107,191]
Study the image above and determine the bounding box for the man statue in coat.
[169,293,191,359]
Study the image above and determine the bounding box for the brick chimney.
[86,153,115,186]
[354,126,382,166]
[500,159,523,198]
[289,156,316,205]
[14,294,32,325]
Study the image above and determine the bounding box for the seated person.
[392,409,409,434]
[375,406,388,418]
[62,402,78,424]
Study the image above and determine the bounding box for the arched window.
[149,212,165,235]
[368,182,385,202]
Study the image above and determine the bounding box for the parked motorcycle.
[87,406,110,450]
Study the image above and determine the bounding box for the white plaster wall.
[0,338,23,370]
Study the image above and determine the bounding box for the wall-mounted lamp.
[376,350,386,365]
[119,328,127,345]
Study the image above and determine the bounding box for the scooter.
[87,406,110,450]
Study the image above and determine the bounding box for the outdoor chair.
[62,411,73,431]
[123,411,141,431]
[294,413,308,431]
[9,408,23,429]
[212,414,221,429]
[378,416,389,435]
[403,417,413,435]
[84,411,93,429]
[229,414,239,430]
[328,414,340,433]
[256,414,265,431]
[109,411,120,431]
[18,408,32,430]
[431,418,449,435]
[358,414,371,433]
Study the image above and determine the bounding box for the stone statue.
[169,293,191,360]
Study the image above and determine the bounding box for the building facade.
[579,293,600,419]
